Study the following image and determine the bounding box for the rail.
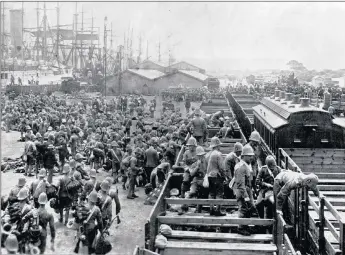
[276,214,301,255]
[278,148,345,255]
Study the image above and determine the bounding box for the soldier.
[97,180,113,228]
[186,146,208,213]
[247,130,261,196]
[8,177,28,205]
[181,137,198,198]
[3,189,32,224]
[30,169,51,209]
[81,169,101,202]
[56,136,69,174]
[256,155,282,219]
[106,141,123,183]
[274,171,319,217]
[185,97,191,113]
[124,114,132,136]
[56,164,73,225]
[223,142,243,199]
[104,177,121,218]
[34,133,44,171]
[23,133,37,177]
[206,137,226,216]
[127,148,141,199]
[232,144,258,236]
[210,110,224,127]
[83,191,104,255]
[187,109,207,145]
[43,144,58,184]
[3,234,19,254]
[144,143,159,185]
[22,193,55,254]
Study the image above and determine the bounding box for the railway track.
[228,91,345,255]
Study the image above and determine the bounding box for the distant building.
[332,77,345,88]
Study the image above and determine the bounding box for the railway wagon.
[245,91,345,255]
[252,91,345,159]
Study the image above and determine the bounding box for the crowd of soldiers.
[173,129,320,236]
[0,89,240,254]
[1,87,322,253]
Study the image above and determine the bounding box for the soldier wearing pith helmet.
[224,142,243,199]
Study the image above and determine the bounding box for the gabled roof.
[126,69,166,80]
[178,70,209,82]
[169,61,204,70]
[137,60,169,68]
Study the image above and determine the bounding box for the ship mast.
[43,2,47,61]
[73,2,78,70]
[36,2,40,61]
[56,2,61,72]
[21,2,24,61]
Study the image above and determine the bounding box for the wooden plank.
[309,210,345,222]
[318,179,345,185]
[310,190,345,196]
[157,215,274,226]
[325,199,343,222]
[325,217,340,241]
[305,173,345,179]
[169,231,272,242]
[318,185,345,191]
[292,158,345,165]
[164,241,277,253]
[311,197,345,207]
[309,198,320,212]
[284,148,345,157]
[165,198,238,206]
[325,236,342,255]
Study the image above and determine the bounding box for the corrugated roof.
[261,97,329,120]
[178,70,209,81]
[253,104,289,131]
[127,69,166,80]
[332,117,345,129]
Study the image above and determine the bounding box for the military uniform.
[223,152,240,199]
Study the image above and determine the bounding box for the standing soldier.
[144,143,159,185]
[255,155,282,219]
[107,141,123,183]
[223,142,243,199]
[206,137,226,216]
[124,114,132,137]
[185,146,208,213]
[56,164,73,225]
[97,180,112,228]
[127,148,141,199]
[23,133,37,177]
[181,137,198,198]
[8,177,29,206]
[81,169,101,202]
[43,144,59,184]
[30,169,50,208]
[69,129,79,158]
[22,193,55,254]
[187,109,207,145]
[247,130,261,196]
[185,97,191,113]
[232,144,258,236]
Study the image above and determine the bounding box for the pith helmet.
[305,173,319,187]
[5,234,19,252]
[265,155,276,167]
[63,164,71,174]
[36,132,42,138]
[196,146,206,156]
[17,188,29,200]
[111,141,119,147]
[18,177,26,187]
[194,109,201,115]
[186,136,197,146]
[75,153,84,161]
[38,169,46,177]
[234,142,243,153]
[242,144,255,156]
[89,169,97,178]
[249,131,261,143]
[100,180,110,192]
[105,177,113,185]
[38,192,48,205]
[88,191,98,203]
[210,137,222,148]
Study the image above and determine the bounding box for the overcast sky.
[4,1,345,71]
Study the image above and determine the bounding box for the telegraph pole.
[80,5,84,69]
[137,34,142,63]
[73,3,78,69]
[56,3,61,73]
[158,40,161,62]
[36,2,40,60]
[119,45,123,95]
[104,16,108,97]
[43,2,47,60]
[146,40,148,60]
[21,2,24,60]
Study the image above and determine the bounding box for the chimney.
[285,93,293,101]
[300,98,310,107]
[292,95,300,104]
[275,90,280,98]
[280,91,286,100]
